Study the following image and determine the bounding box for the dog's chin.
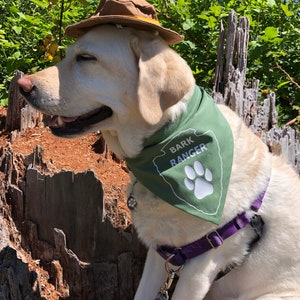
[45,106,113,137]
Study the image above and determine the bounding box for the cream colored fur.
[18,25,300,299]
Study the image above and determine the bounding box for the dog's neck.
[125,86,234,224]
[102,86,195,158]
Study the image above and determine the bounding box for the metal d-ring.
[165,254,184,274]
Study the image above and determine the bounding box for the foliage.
[152,0,300,125]
[0,0,98,106]
[1,0,300,126]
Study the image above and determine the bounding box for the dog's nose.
[18,77,34,93]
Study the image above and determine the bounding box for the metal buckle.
[206,231,223,249]
[165,253,184,274]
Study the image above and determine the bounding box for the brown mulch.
[0,107,132,299]
[0,123,131,220]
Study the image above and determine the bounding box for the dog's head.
[18,25,195,157]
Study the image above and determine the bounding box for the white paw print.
[184,161,213,200]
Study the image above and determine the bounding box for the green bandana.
[126,86,234,224]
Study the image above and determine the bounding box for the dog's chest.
[129,179,212,247]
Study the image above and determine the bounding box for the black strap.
[249,214,265,247]
[214,214,265,281]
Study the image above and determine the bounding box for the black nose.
[18,77,34,93]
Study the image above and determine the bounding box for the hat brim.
[65,15,184,44]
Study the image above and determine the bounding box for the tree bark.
[6,70,43,133]
[212,11,300,174]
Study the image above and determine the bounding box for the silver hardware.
[127,194,137,209]
[165,253,184,274]
[206,231,223,249]
[155,271,175,300]
[127,181,138,209]
[155,254,184,299]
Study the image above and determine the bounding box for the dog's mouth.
[46,106,113,137]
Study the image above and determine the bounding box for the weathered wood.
[20,104,43,132]
[5,71,25,132]
[0,246,42,300]
[213,10,250,114]
[212,11,300,174]
[0,144,146,299]
[6,70,43,132]
[0,144,25,185]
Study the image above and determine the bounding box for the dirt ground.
[0,106,131,217]
[0,106,132,299]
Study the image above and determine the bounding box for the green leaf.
[78,0,89,5]
[281,4,293,17]
[265,27,278,40]
[12,51,21,59]
[177,0,185,8]
[237,6,246,12]
[277,81,291,89]
[9,6,18,14]
[12,26,22,34]
[17,12,26,19]
[30,0,48,8]
[24,15,41,25]
[266,50,287,58]
[271,37,283,43]
[208,16,217,29]
[182,19,194,30]
[182,40,196,50]
[198,13,209,21]
[267,0,276,7]
[209,5,222,17]
[0,39,17,48]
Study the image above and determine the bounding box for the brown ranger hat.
[65,0,184,44]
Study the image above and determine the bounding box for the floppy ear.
[131,34,194,125]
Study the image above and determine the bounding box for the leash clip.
[155,254,183,300]
[155,270,177,300]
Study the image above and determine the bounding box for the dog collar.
[125,86,234,224]
[156,182,268,267]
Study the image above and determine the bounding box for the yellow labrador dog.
[18,25,300,299]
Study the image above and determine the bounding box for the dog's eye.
[76,54,97,62]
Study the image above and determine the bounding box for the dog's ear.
[130,34,194,125]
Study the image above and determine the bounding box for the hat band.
[124,15,160,26]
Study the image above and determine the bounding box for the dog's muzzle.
[18,76,113,137]
[46,106,113,137]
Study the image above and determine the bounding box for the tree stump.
[0,144,146,299]
[6,70,43,132]
[212,11,300,174]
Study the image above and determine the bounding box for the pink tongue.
[48,116,78,127]
[60,116,78,123]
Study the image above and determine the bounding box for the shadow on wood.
[1,144,146,299]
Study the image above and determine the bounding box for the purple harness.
[157,186,268,268]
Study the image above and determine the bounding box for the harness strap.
[156,184,268,267]
[214,214,265,281]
